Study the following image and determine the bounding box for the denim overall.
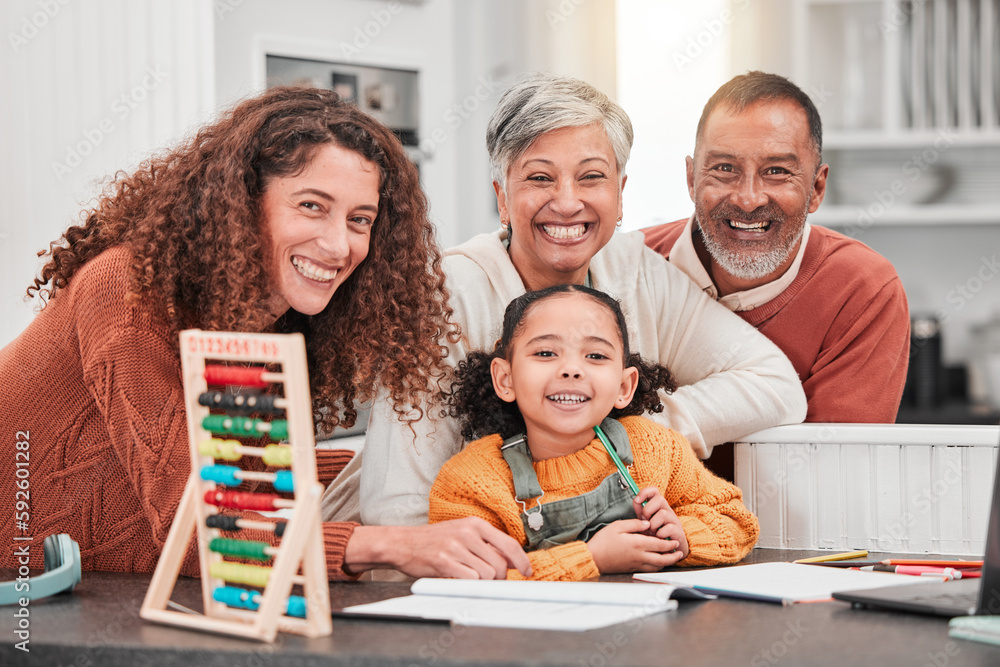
[500,417,637,550]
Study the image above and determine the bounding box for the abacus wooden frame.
[140,330,332,642]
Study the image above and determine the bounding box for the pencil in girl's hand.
[594,424,641,497]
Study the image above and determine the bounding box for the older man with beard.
[643,71,910,424]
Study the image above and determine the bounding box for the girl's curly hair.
[28,86,457,431]
[447,284,677,441]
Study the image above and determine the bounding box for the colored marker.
[861,565,965,579]
[799,561,885,568]
[794,550,869,564]
[881,559,983,567]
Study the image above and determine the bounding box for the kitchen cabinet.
[791,0,1000,227]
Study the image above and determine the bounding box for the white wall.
[0,0,216,348]
[1,0,619,347]
[212,0,618,248]
[215,0,466,248]
[616,0,733,232]
[451,0,619,241]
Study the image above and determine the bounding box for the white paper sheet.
[634,562,940,603]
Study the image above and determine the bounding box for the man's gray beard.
[700,226,803,281]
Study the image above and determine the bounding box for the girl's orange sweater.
[429,416,759,581]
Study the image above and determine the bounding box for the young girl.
[429,284,760,581]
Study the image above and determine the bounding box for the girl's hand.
[633,487,690,560]
[586,519,685,573]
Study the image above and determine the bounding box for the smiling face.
[495,124,626,292]
[688,98,828,294]
[262,142,380,319]
[490,292,638,460]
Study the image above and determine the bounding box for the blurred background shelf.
[794,0,1000,227]
[812,205,1000,226]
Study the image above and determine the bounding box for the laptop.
[832,421,1000,617]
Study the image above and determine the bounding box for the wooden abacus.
[140,330,332,642]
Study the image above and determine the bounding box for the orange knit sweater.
[428,416,759,581]
[0,247,358,578]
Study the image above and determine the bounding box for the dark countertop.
[897,400,1000,425]
[2,549,998,666]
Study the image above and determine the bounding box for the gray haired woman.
[333,74,805,559]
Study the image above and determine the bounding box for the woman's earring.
[500,218,509,230]
[616,216,623,228]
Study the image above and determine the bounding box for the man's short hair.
[695,71,823,162]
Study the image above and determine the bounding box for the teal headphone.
[0,534,81,605]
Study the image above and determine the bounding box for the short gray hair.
[486,73,633,191]
[697,71,823,163]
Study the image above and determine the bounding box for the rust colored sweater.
[428,416,759,581]
[643,220,910,423]
[0,247,358,578]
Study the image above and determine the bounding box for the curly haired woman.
[0,86,530,581]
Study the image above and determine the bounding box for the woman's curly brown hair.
[28,86,458,431]
[446,284,677,441]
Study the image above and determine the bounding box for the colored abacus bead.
[210,561,271,588]
[271,470,293,492]
[213,586,306,619]
[204,490,288,511]
[204,365,270,389]
[198,439,293,466]
[201,465,242,487]
[198,391,284,415]
[202,415,289,441]
[205,514,287,537]
[206,514,241,532]
[200,465,295,492]
[262,444,292,467]
[209,537,272,561]
[199,438,242,461]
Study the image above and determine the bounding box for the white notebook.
[341,578,679,631]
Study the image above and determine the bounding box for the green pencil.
[593,424,641,498]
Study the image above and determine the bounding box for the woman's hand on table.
[345,518,533,579]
